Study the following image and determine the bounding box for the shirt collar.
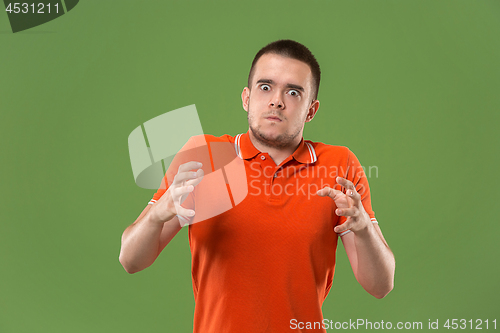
[293,138,318,164]
[234,132,260,160]
[235,131,317,164]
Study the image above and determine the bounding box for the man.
[119,39,395,332]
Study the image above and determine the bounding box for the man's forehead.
[252,53,313,87]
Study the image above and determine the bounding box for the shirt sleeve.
[337,148,378,236]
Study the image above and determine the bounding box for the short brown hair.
[248,39,321,100]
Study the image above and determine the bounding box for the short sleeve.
[337,149,378,236]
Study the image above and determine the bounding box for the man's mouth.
[265,116,282,122]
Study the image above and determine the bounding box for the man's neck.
[248,131,301,166]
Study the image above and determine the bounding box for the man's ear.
[241,87,250,112]
[305,99,320,122]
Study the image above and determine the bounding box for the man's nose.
[269,91,284,109]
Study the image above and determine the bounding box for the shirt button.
[260,155,266,160]
[274,173,278,178]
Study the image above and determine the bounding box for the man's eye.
[288,89,300,97]
[260,84,270,91]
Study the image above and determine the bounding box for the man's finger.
[175,205,196,217]
[334,221,351,234]
[173,169,203,185]
[185,169,204,187]
[336,176,356,191]
[173,185,196,217]
[336,177,360,208]
[346,187,361,207]
[316,186,344,200]
[335,207,357,217]
[172,184,195,198]
[177,161,203,173]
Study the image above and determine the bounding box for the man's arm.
[340,224,395,299]
[119,161,204,274]
[119,205,181,274]
[317,176,395,298]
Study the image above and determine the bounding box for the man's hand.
[316,176,371,234]
[317,176,395,298]
[149,161,204,224]
[119,161,204,273]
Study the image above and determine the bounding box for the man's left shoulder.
[305,139,351,158]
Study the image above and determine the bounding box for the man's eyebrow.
[255,79,305,92]
[256,79,274,85]
[285,83,305,92]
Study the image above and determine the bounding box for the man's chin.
[254,129,280,141]
[251,129,291,148]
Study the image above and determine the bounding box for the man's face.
[242,53,319,149]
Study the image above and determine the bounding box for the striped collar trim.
[234,132,317,164]
[303,141,318,164]
[234,133,244,159]
[234,132,259,160]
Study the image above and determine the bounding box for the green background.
[1,0,499,332]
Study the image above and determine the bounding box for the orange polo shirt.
[149,132,377,332]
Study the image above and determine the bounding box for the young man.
[119,40,395,332]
